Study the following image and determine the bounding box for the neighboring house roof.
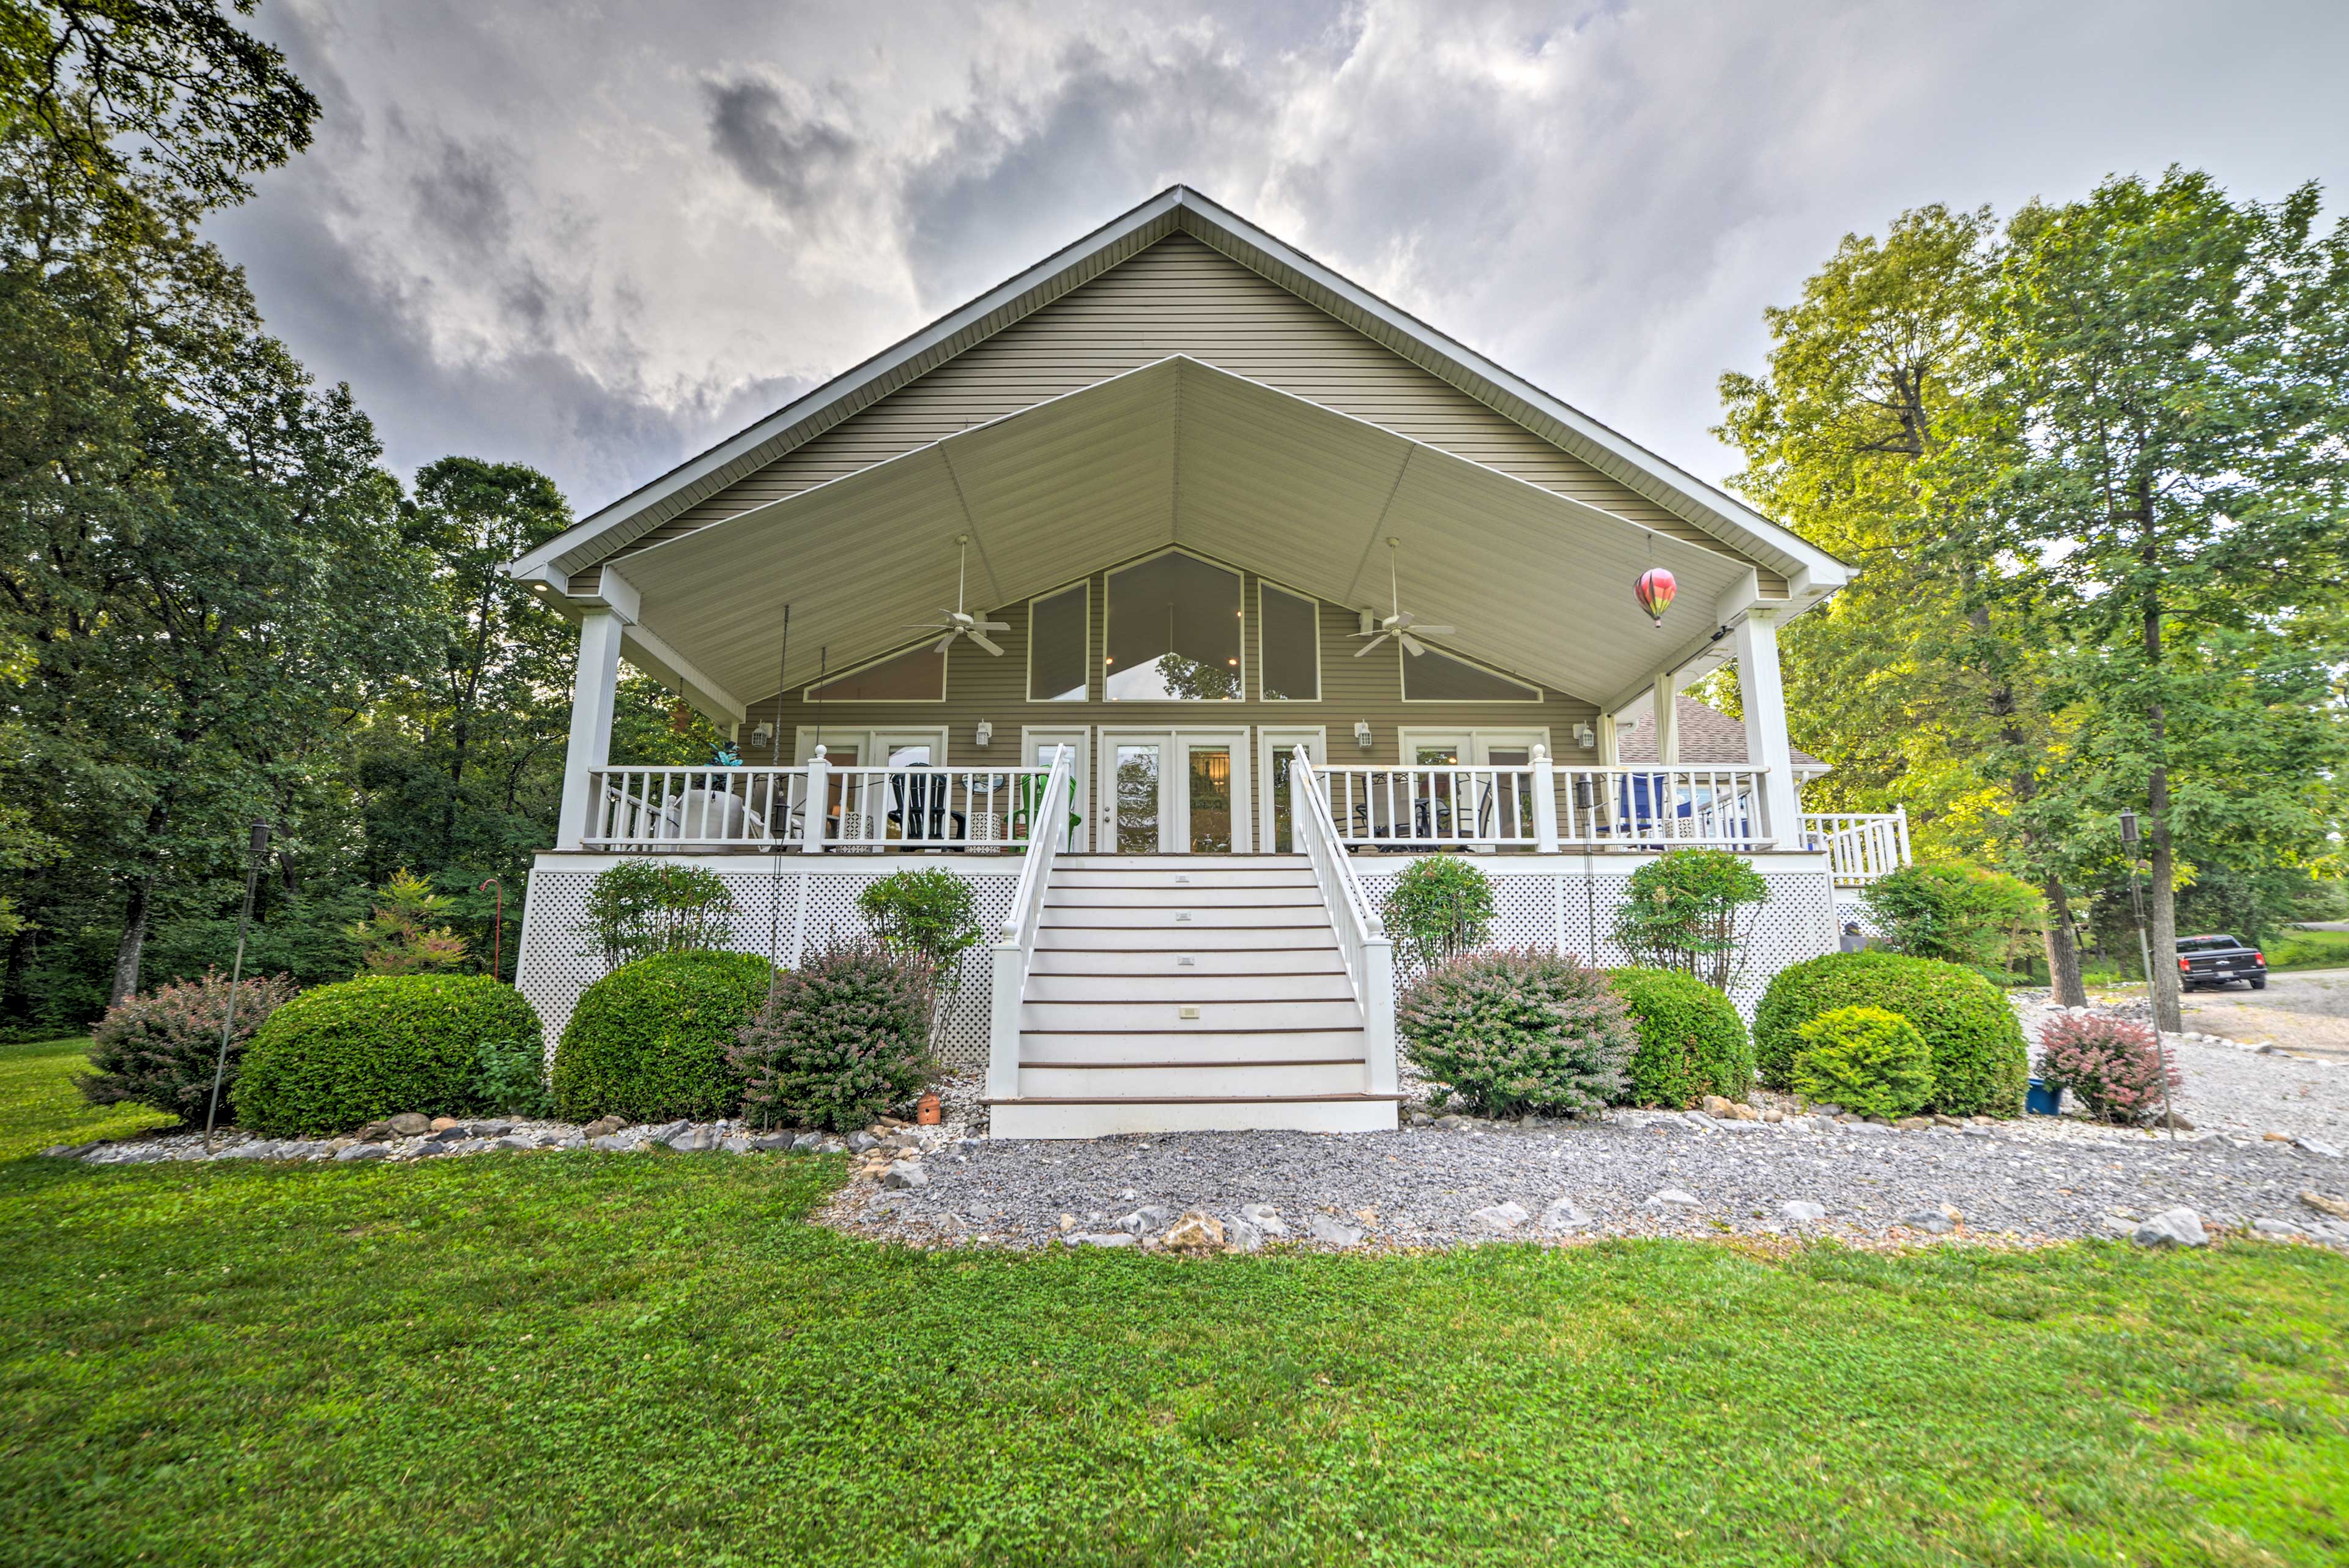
[509,186,1849,598]
[1620,694,1828,774]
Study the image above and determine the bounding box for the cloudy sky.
[209,0,2349,518]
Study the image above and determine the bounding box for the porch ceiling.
[607,357,1760,709]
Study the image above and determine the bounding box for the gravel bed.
[831,1115,2349,1252]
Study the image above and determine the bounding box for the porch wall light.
[1353,721,1374,751]
[974,720,993,748]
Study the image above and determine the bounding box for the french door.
[1097,728,1252,853]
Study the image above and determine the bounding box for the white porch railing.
[988,745,1074,1100]
[1316,752,1774,850]
[1802,808,1912,885]
[582,754,1053,852]
[1292,749,1397,1097]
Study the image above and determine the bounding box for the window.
[1026,583,1089,702]
[1104,551,1242,701]
[1400,645,1542,703]
[1258,582,1320,700]
[805,643,946,702]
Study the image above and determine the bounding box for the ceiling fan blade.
[1412,625,1456,637]
[967,630,1005,656]
[973,619,1010,631]
[1353,634,1393,657]
[932,633,959,655]
[1401,635,1427,657]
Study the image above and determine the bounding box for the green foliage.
[231,976,541,1137]
[729,938,937,1132]
[1861,862,2044,968]
[1398,946,1635,1118]
[471,1033,553,1120]
[856,869,982,973]
[1754,952,2028,1117]
[550,951,772,1123]
[2035,1014,2177,1126]
[1791,1006,1937,1120]
[344,869,469,976]
[1610,849,1771,990]
[578,861,736,972]
[1381,856,1496,973]
[1603,966,1754,1109]
[80,969,298,1119]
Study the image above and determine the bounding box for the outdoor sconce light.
[749,721,774,748]
[1573,722,1595,749]
[974,720,993,748]
[1353,721,1374,751]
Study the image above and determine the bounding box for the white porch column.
[1652,672,1680,765]
[556,609,625,850]
[1732,609,1799,845]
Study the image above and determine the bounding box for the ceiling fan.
[902,534,1009,656]
[1353,537,1455,657]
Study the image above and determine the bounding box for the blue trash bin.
[2025,1077,2064,1116]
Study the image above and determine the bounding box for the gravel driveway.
[2181,967,2349,1061]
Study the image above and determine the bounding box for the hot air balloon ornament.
[1634,567,1677,628]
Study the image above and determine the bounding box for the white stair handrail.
[987,745,1073,1101]
[1291,748,1397,1098]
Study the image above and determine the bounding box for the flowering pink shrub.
[2035,1014,2180,1124]
[84,970,299,1119]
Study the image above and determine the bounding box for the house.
[505,187,1908,1138]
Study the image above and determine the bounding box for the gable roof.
[509,187,1849,596]
[1620,694,1828,774]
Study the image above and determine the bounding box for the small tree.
[346,870,469,976]
[1611,848,1770,992]
[579,861,735,971]
[856,869,983,1044]
[1381,856,1497,974]
[1861,862,2044,971]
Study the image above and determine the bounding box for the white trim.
[1256,725,1326,852]
[1096,727,1253,853]
[803,639,951,704]
[1101,546,1247,705]
[1395,727,1553,766]
[1255,578,1323,702]
[1397,641,1543,704]
[1023,579,1091,704]
[1019,726,1093,852]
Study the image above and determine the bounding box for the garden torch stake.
[205,820,275,1151]
[479,878,503,979]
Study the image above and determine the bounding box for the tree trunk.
[108,875,153,1006]
[2040,877,2087,1007]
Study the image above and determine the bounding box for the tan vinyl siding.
[734,570,1599,837]
[598,235,1784,595]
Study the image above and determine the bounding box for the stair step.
[1045,885,1316,908]
[1030,946,1344,977]
[1054,854,1308,868]
[1035,926,1335,953]
[985,1095,1401,1139]
[1051,867,1321,890]
[1025,972,1353,1002]
[1018,1061,1365,1098]
[1039,905,1326,930]
[1019,1029,1365,1063]
[1020,998,1363,1031]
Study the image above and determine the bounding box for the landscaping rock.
[1540,1197,1593,1233]
[2298,1190,2349,1220]
[219,1141,281,1160]
[1899,1211,1956,1235]
[426,1126,468,1144]
[1780,1200,1828,1224]
[495,1134,540,1151]
[746,1133,795,1152]
[1223,1216,1267,1253]
[386,1112,432,1137]
[1469,1201,1529,1233]
[1644,1188,1701,1209]
[1305,1213,1364,1247]
[335,1142,390,1162]
[1066,1232,1135,1248]
[581,1116,626,1138]
[1114,1205,1173,1236]
[1238,1202,1288,1237]
[845,1131,878,1153]
[664,1125,714,1152]
[883,1161,928,1189]
[588,1134,631,1152]
[354,1120,395,1143]
[2132,1208,2210,1248]
[2252,1217,2307,1237]
[1162,1211,1225,1254]
[645,1120,688,1144]
[473,1120,515,1137]
[2294,1137,2342,1159]
[429,1116,461,1132]
[792,1131,825,1151]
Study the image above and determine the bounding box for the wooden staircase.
[984,855,1403,1139]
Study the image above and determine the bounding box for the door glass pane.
[1187,746,1232,853]
[1259,584,1319,700]
[1270,748,1295,853]
[1483,748,1532,838]
[1414,743,1460,835]
[1104,552,1242,700]
[885,743,932,767]
[1115,745,1161,853]
[1027,584,1089,701]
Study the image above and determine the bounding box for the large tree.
[1992,171,2349,1030]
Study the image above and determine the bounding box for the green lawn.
[2,1048,2345,1564]
[2269,927,2349,974]
[0,1036,173,1161]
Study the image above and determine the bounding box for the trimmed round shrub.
[1603,966,1754,1109]
[1399,946,1635,1118]
[552,951,773,1123]
[232,976,543,1137]
[2036,1014,2179,1124]
[729,938,937,1132]
[82,970,300,1121]
[1382,855,1496,974]
[1791,1006,1935,1120]
[1754,952,2028,1117]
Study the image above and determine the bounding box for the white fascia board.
[506,191,1190,582]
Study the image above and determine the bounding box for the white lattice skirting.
[514,856,1016,1068]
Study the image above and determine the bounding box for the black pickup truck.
[2176,934,2268,991]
